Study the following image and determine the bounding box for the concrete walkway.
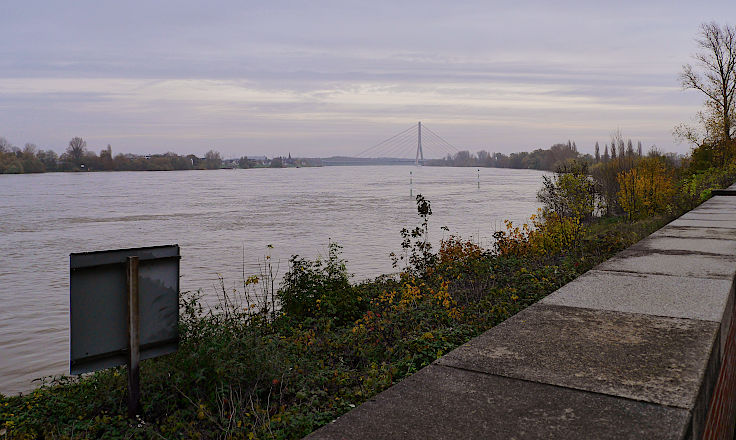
[306,187,736,440]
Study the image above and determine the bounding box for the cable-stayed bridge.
[323,122,459,166]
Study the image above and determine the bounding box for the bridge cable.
[422,125,460,153]
[354,124,416,158]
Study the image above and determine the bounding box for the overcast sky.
[0,1,731,158]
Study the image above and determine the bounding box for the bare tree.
[0,137,11,153]
[23,143,37,156]
[66,137,87,164]
[610,140,617,160]
[204,149,222,169]
[680,22,736,143]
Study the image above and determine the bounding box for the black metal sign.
[70,245,180,416]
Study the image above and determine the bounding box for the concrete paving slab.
[541,270,732,322]
[595,246,736,279]
[628,234,736,256]
[436,304,719,409]
[689,209,736,216]
[688,206,736,215]
[668,217,736,229]
[698,195,736,202]
[306,364,691,440]
[693,198,736,209]
[677,212,736,222]
[650,225,736,240]
[701,195,736,204]
[541,270,734,360]
[692,198,736,208]
[689,211,736,218]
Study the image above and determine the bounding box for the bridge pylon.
[353,121,457,162]
[415,121,424,166]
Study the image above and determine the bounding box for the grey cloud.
[1,0,732,155]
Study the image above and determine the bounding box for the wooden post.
[126,256,141,418]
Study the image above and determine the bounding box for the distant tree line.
[0,136,323,174]
[426,137,668,172]
[226,154,321,169]
[0,136,230,174]
[427,140,581,170]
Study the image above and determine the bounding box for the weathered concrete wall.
[306,187,736,440]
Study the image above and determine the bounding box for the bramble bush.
[278,242,364,325]
[678,161,736,209]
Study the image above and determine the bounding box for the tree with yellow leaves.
[617,157,675,220]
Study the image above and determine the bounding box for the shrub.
[493,209,586,259]
[537,161,596,221]
[391,194,437,277]
[277,242,363,324]
[678,161,736,209]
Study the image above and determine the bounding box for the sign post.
[126,256,141,418]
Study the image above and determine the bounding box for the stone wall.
[306,186,736,440]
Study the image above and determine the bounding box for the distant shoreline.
[0,156,562,174]
[1,140,601,174]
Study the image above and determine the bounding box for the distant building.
[284,152,296,167]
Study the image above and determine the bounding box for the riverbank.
[0,207,671,438]
[3,152,735,438]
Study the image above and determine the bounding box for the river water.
[0,166,547,395]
